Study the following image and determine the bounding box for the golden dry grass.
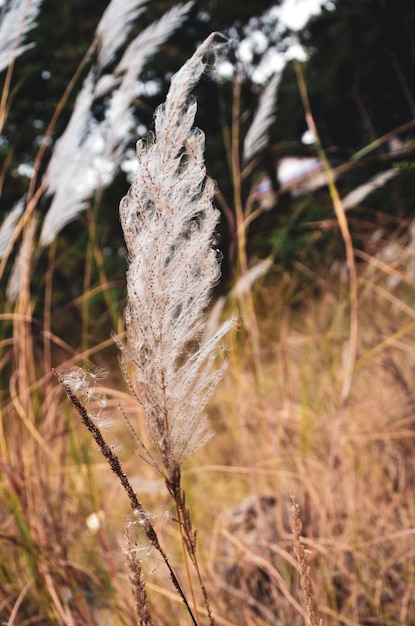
[3,216,415,626]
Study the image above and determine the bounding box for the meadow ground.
[2,240,415,625]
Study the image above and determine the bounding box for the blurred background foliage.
[2,0,415,321]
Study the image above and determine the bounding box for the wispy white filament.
[119,34,231,473]
[243,72,279,163]
[0,0,43,73]
[0,197,24,258]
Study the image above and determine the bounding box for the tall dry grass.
[2,2,415,625]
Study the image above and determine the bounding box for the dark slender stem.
[167,468,216,626]
[54,370,198,626]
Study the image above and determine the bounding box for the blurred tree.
[13,0,415,292]
[1,0,284,213]
[1,0,287,310]
[299,0,415,151]
[261,0,415,267]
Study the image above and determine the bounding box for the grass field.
[2,3,415,623]
[2,226,415,625]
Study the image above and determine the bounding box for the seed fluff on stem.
[118,33,233,478]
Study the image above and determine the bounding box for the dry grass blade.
[294,58,358,408]
[125,527,155,626]
[55,367,199,626]
[291,495,322,626]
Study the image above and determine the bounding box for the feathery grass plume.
[341,168,399,210]
[40,69,134,246]
[39,72,96,246]
[0,0,43,73]
[6,211,37,302]
[113,1,194,79]
[243,72,279,163]
[40,2,193,247]
[94,1,194,98]
[0,197,24,258]
[95,0,148,70]
[119,32,233,479]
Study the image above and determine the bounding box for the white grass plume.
[6,211,37,302]
[40,72,97,246]
[95,1,194,98]
[116,2,193,76]
[0,197,24,258]
[95,0,148,70]
[118,34,232,476]
[341,169,399,210]
[0,0,43,73]
[243,72,279,163]
[40,2,193,247]
[40,69,137,249]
